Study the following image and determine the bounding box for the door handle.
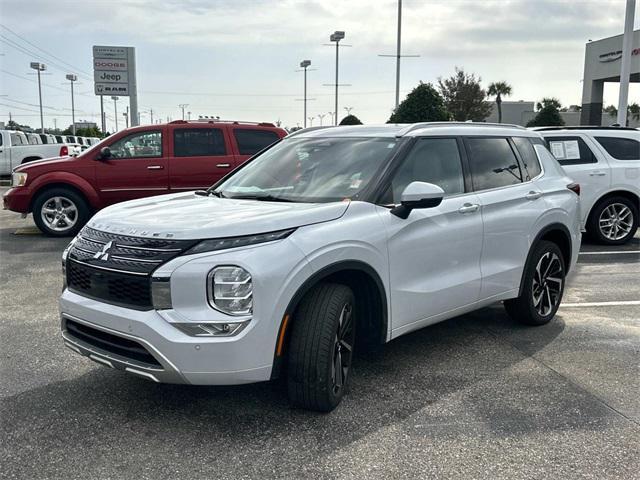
[147,165,163,170]
[458,203,479,214]
[589,171,607,176]
[525,191,543,200]
[216,163,231,168]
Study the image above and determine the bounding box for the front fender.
[27,172,100,210]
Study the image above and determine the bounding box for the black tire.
[32,187,90,237]
[505,240,565,326]
[587,196,639,245]
[287,283,356,412]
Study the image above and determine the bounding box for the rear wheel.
[505,240,565,326]
[32,187,89,237]
[287,283,356,412]
[588,196,638,245]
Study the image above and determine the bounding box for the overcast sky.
[1,0,638,131]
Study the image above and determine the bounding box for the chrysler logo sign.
[599,48,640,63]
[93,241,115,261]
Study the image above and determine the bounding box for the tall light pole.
[317,113,326,126]
[65,74,78,135]
[308,116,315,127]
[30,62,46,133]
[344,106,354,116]
[379,0,419,111]
[123,105,129,128]
[187,111,191,120]
[617,0,636,126]
[179,104,189,120]
[300,60,311,128]
[111,96,119,131]
[328,111,335,124]
[329,31,344,125]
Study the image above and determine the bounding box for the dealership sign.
[92,45,136,97]
[599,47,640,63]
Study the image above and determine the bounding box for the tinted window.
[10,133,24,145]
[594,136,639,160]
[466,138,523,190]
[234,129,280,155]
[109,131,162,159]
[386,138,464,203]
[545,136,596,165]
[174,128,226,157]
[513,137,542,180]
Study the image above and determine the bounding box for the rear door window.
[594,136,640,160]
[465,137,523,191]
[233,129,280,155]
[545,136,596,165]
[173,128,226,157]
[512,137,542,180]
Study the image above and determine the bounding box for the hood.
[88,192,350,240]
[16,155,75,172]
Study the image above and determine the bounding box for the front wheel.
[588,196,638,245]
[505,240,565,326]
[32,187,89,237]
[287,283,356,412]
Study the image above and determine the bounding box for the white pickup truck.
[0,130,75,176]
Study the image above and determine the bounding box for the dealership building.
[580,29,639,125]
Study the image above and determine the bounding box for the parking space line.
[561,301,640,308]
[579,251,640,255]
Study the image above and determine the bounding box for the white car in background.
[0,130,75,176]
[537,127,640,245]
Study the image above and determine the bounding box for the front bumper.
[3,187,31,213]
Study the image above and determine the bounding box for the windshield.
[215,137,399,203]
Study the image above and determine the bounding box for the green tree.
[487,81,512,123]
[62,126,104,138]
[438,68,492,121]
[629,103,640,122]
[339,114,363,125]
[526,97,565,127]
[388,82,449,123]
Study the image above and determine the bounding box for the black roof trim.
[534,126,639,132]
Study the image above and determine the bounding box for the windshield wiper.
[196,190,227,198]
[229,194,296,202]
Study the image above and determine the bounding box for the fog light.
[151,277,172,310]
[174,321,249,337]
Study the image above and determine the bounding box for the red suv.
[3,120,287,236]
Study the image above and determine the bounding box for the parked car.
[57,122,581,412]
[3,120,287,235]
[88,137,101,146]
[39,133,58,145]
[536,127,639,244]
[0,130,75,176]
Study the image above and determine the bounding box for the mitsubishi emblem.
[93,241,114,261]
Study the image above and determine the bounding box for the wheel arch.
[270,260,388,379]
[21,156,43,164]
[28,175,100,213]
[518,223,573,296]
[586,189,639,226]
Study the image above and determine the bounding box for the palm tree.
[629,103,640,122]
[487,81,512,123]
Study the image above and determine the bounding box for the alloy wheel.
[41,196,78,233]
[531,252,563,317]
[599,202,633,241]
[332,302,355,394]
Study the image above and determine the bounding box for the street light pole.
[66,74,77,135]
[179,104,189,120]
[111,96,119,131]
[300,60,311,128]
[328,31,346,125]
[30,62,46,133]
[317,113,326,126]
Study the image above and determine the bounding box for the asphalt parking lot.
[1,190,638,480]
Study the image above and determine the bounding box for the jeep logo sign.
[94,71,128,83]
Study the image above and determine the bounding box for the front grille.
[66,227,196,310]
[64,318,162,368]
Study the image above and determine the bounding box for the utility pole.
[617,0,636,126]
[379,0,419,110]
[112,96,119,131]
[179,104,189,120]
[149,108,154,124]
[30,62,46,133]
[53,118,57,131]
[65,74,78,135]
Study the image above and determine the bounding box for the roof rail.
[533,126,639,131]
[168,119,276,127]
[397,121,526,136]
[286,126,335,138]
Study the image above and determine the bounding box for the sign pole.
[128,47,139,127]
[617,0,635,126]
[100,95,105,133]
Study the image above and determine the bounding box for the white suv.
[537,127,639,245]
[59,123,581,412]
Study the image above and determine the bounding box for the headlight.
[151,276,172,310]
[187,229,295,255]
[207,266,252,316]
[12,172,28,187]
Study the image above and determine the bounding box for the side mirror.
[97,146,112,160]
[391,181,445,219]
